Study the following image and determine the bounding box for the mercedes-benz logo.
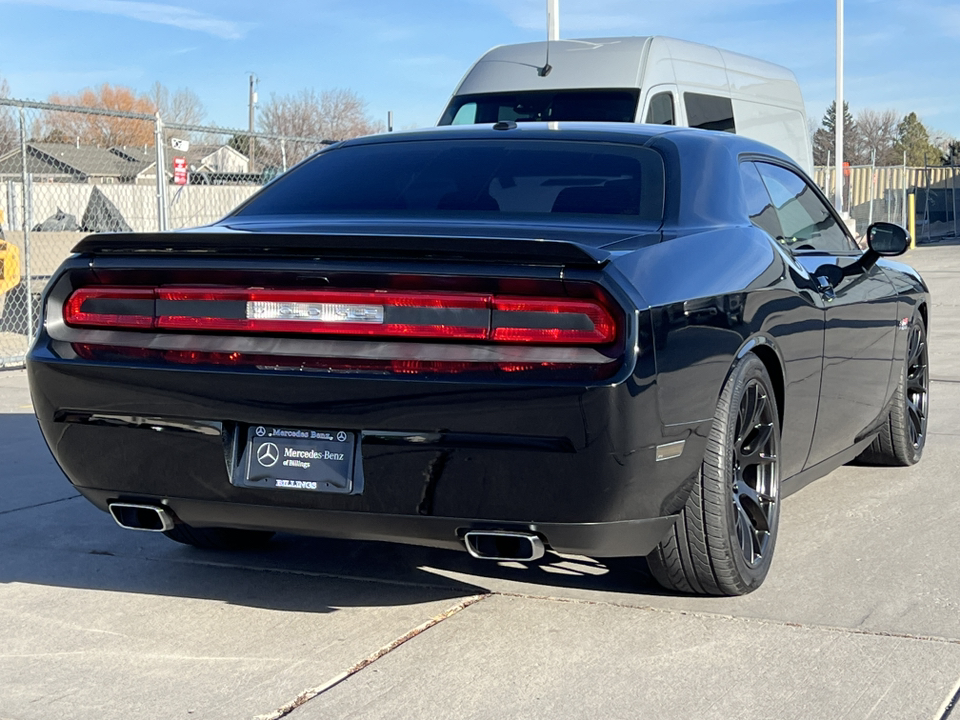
[337,431,347,442]
[256,442,279,467]
[255,426,266,437]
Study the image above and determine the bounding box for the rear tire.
[856,314,928,466]
[164,524,275,551]
[647,354,781,596]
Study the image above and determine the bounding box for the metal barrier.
[812,164,960,243]
[0,98,333,368]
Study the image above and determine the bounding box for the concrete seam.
[0,494,81,516]
[934,675,960,720]
[252,593,488,720]
[493,590,960,648]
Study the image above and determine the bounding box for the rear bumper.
[78,487,679,557]
[28,321,705,556]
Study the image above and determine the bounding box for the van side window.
[684,93,736,133]
[754,162,858,254]
[739,162,783,241]
[645,93,675,125]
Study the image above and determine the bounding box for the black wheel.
[647,354,781,596]
[164,524,275,551]
[857,314,929,466]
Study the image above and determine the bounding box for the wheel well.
[918,302,928,329]
[751,345,784,430]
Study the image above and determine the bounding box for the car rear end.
[26,126,687,559]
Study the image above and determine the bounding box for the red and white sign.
[173,156,188,186]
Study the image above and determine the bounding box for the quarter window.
[645,92,675,126]
[754,162,857,254]
[684,93,735,133]
[739,162,783,240]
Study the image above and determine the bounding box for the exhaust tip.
[463,531,545,562]
[108,503,174,533]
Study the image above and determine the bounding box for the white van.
[439,36,813,173]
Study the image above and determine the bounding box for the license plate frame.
[234,425,357,494]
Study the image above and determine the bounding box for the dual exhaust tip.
[108,503,174,532]
[109,503,546,563]
[463,530,545,562]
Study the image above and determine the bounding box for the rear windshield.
[439,90,640,125]
[233,138,664,224]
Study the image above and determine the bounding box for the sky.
[1,0,959,138]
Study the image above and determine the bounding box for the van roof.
[454,36,804,109]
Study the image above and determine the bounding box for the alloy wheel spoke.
[739,422,773,464]
[737,389,760,445]
[735,500,754,563]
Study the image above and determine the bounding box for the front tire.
[647,354,782,596]
[857,313,929,466]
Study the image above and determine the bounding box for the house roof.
[0,142,154,179]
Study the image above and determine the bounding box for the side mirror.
[867,222,910,257]
[822,222,912,287]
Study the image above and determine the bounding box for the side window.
[755,162,857,254]
[684,93,735,133]
[644,92,675,125]
[739,162,783,241]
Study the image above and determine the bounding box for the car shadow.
[0,411,672,614]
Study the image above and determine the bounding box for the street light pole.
[248,73,257,174]
[548,0,559,41]
[834,0,844,213]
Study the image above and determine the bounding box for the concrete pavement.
[1,243,959,720]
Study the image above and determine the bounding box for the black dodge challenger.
[27,123,929,596]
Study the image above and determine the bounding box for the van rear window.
[439,90,640,125]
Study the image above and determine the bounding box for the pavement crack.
[253,594,487,720]
[0,494,81,516]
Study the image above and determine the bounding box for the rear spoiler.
[72,232,611,267]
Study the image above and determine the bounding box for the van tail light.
[63,286,620,347]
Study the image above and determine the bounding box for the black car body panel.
[27,123,929,561]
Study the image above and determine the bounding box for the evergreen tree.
[894,113,943,166]
[812,101,861,165]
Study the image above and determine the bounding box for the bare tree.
[856,108,900,165]
[0,76,17,157]
[258,88,383,166]
[150,82,207,129]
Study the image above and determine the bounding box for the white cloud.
[0,0,251,39]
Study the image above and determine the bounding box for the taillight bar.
[63,286,618,345]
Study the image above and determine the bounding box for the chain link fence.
[0,98,333,367]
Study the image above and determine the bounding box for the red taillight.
[63,288,155,329]
[64,285,619,346]
[491,297,617,345]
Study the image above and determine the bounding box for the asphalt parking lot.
[2,243,960,720]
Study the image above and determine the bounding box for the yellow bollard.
[908,193,916,249]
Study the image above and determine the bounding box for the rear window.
[233,138,664,224]
[439,90,640,125]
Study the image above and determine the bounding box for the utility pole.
[547,0,559,41]
[834,0,843,213]
[248,73,257,174]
